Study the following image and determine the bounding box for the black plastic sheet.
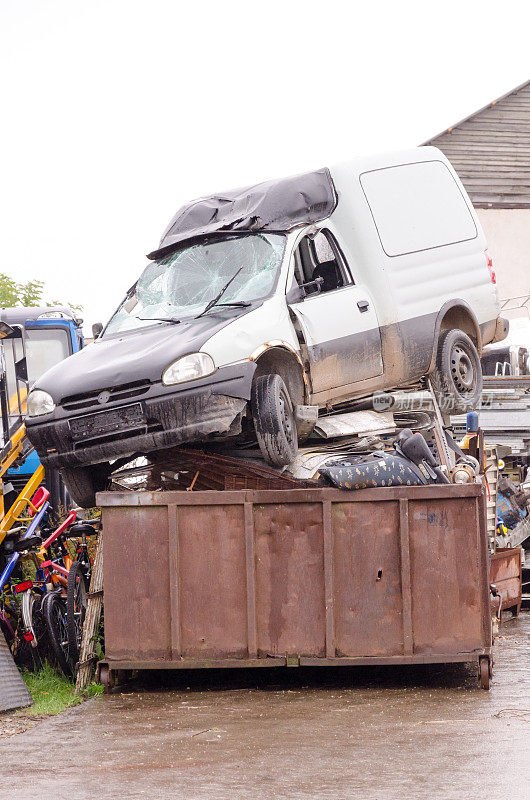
[148,168,337,259]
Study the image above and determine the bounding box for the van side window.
[295,230,352,295]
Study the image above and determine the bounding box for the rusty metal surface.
[332,500,404,657]
[409,497,485,654]
[99,483,491,670]
[490,547,522,614]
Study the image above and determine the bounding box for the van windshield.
[104,233,286,335]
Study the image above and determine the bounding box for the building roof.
[423,79,530,208]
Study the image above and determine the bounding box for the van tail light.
[485,250,496,284]
[14,580,33,593]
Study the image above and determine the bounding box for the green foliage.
[0,273,82,312]
[0,274,44,306]
[19,663,103,716]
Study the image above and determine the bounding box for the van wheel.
[430,329,482,414]
[251,374,298,467]
[61,464,111,509]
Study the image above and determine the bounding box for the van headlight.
[27,390,56,417]
[162,353,215,386]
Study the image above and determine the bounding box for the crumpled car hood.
[34,312,243,402]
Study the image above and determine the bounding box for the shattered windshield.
[104,233,286,335]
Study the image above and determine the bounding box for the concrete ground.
[1,613,529,800]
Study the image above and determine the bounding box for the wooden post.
[75,533,104,694]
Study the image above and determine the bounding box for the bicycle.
[19,516,98,676]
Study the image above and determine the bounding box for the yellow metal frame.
[0,423,26,479]
[0,463,45,546]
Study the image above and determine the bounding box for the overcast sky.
[1,0,529,331]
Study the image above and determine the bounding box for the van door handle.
[357,300,369,312]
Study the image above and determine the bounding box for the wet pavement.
[1,612,529,799]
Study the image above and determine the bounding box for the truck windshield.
[3,327,71,421]
[25,328,71,385]
[104,233,286,335]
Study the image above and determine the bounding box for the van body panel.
[201,295,299,370]
[288,286,383,391]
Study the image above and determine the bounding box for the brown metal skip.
[97,484,492,686]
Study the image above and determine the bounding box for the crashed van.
[26,147,507,506]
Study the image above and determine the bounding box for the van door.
[288,230,383,394]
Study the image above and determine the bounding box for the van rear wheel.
[430,329,482,414]
[61,464,111,509]
[251,374,298,467]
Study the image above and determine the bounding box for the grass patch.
[19,663,103,716]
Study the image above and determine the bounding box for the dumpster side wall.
[100,485,491,666]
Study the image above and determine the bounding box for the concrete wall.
[477,209,530,348]
[477,209,530,302]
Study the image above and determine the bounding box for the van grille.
[61,380,151,411]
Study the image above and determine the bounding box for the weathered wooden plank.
[75,534,104,694]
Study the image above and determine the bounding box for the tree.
[0,273,82,313]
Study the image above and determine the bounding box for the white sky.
[1,0,529,332]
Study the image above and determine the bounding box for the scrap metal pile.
[109,394,482,495]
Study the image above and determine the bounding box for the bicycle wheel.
[21,590,46,669]
[66,561,88,663]
[42,592,73,677]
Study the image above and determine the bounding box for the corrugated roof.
[423,79,530,208]
[0,630,32,712]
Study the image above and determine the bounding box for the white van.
[26,147,507,506]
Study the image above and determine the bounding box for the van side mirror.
[286,285,305,304]
[286,277,324,305]
[92,322,103,339]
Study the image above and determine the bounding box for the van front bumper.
[26,362,255,469]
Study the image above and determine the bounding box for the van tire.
[430,329,482,414]
[61,464,111,509]
[251,374,298,467]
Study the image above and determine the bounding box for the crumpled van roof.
[148,167,337,260]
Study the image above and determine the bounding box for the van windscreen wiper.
[196,267,245,318]
[213,301,251,308]
[138,316,181,325]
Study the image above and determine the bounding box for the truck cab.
[0,307,83,505]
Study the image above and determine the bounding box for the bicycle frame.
[0,501,49,592]
[0,465,45,546]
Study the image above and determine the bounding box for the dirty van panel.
[177,504,248,659]
[332,501,404,657]
[408,498,484,654]
[289,230,383,391]
[253,502,326,657]
[103,506,172,661]
[379,316,435,387]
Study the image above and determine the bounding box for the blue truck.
[0,307,84,507]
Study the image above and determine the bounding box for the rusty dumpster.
[97,483,493,688]
[490,547,522,618]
